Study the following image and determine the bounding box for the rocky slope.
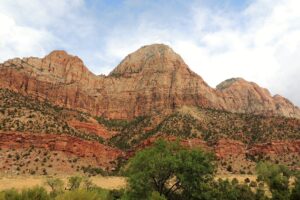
[0,44,299,175]
[1,44,299,119]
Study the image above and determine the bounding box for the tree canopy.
[125,139,216,199]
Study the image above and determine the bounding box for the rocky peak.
[44,50,84,67]
[109,44,192,77]
[0,44,299,119]
[38,50,97,85]
[217,78,300,118]
[216,78,246,90]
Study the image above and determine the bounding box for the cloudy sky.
[0,0,300,106]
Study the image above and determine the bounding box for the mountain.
[0,44,299,175]
[1,44,299,119]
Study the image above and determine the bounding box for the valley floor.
[0,174,260,191]
[0,175,126,191]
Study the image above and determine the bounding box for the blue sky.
[0,0,300,106]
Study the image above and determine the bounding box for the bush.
[249,181,257,187]
[244,178,250,183]
[55,189,101,200]
[46,178,64,197]
[68,176,83,190]
[0,187,50,200]
[291,174,300,200]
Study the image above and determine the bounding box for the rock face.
[0,132,123,169]
[0,44,299,119]
[217,78,300,118]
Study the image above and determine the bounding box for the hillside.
[0,44,299,176]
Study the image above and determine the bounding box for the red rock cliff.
[1,44,299,119]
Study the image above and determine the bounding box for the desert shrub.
[82,166,105,176]
[249,181,257,187]
[68,176,83,190]
[244,178,251,183]
[46,178,64,197]
[106,189,125,200]
[231,178,239,185]
[227,165,233,172]
[82,177,96,190]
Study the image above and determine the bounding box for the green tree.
[291,174,300,200]
[125,139,215,200]
[256,162,291,199]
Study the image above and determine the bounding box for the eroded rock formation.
[0,44,299,119]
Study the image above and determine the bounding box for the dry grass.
[0,175,126,191]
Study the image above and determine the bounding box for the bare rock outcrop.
[217,78,300,118]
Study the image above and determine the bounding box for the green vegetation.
[0,89,104,144]
[291,173,300,200]
[122,140,279,200]
[124,139,215,199]
[255,161,300,200]
[107,107,300,153]
[1,143,300,199]
[108,113,203,150]
[46,178,64,197]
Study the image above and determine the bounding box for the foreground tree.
[256,161,291,200]
[291,173,300,200]
[125,139,215,200]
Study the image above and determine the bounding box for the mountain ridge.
[0,43,299,119]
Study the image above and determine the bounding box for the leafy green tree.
[125,139,215,200]
[256,162,291,199]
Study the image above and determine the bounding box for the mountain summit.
[110,44,192,76]
[0,44,299,119]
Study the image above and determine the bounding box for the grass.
[0,176,126,192]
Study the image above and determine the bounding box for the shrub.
[249,181,257,187]
[291,174,300,200]
[68,176,83,190]
[55,189,101,200]
[1,187,50,200]
[244,178,251,183]
[46,178,64,197]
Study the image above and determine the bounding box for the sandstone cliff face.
[0,44,299,119]
[217,78,300,118]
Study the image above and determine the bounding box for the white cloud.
[0,13,55,61]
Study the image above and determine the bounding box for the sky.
[0,0,300,106]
